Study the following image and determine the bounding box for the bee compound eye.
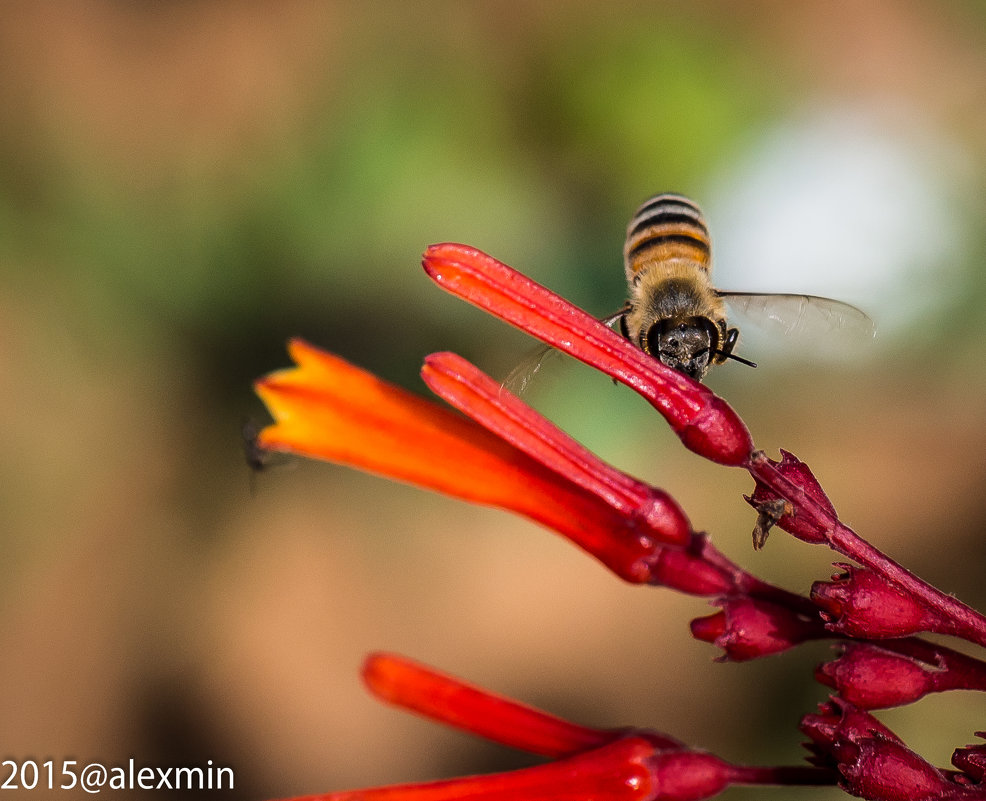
[645,323,664,355]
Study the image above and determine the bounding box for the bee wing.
[718,292,876,340]
[501,307,627,396]
[501,343,562,396]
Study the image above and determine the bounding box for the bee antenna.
[718,351,757,368]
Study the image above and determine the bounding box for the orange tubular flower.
[255,339,696,584]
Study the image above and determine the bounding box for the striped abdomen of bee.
[619,194,738,381]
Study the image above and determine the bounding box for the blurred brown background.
[1,2,985,799]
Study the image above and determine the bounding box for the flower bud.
[952,734,986,782]
[801,698,900,755]
[800,699,957,800]
[815,643,936,709]
[811,565,938,639]
[839,736,954,801]
[690,598,825,661]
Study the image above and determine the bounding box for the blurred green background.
[2,3,986,799]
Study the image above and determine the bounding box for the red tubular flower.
[360,652,658,758]
[816,640,986,710]
[282,737,659,801]
[421,243,753,466]
[689,597,827,661]
[419,351,691,547]
[276,654,835,801]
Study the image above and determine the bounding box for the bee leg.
[618,311,631,341]
[614,311,632,386]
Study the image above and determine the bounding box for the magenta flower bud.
[801,698,901,755]
[811,565,940,639]
[952,733,986,783]
[800,699,961,800]
[817,640,986,710]
[816,643,936,709]
[690,597,826,661]
[839,736,956,801]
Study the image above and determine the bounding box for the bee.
[616,193,874,381]
[505,193,873,393]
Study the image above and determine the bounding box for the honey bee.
[505,194,873,392]
[616,193,874,381]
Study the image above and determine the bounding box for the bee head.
[644,317,718,382]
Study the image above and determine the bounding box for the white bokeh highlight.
[706,108,970,353]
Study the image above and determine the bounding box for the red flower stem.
[747,452,986,648]
[692,535,819,616]
[726,765,838,786]
[362,653,661,758]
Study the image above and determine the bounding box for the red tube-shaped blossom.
[361,652,664,758]
[280,745,836,801]
[421,243,753,466]
[282,655,837,801]
[277,739,828,801]
[690,597,828,661]
[281,737,659,801]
